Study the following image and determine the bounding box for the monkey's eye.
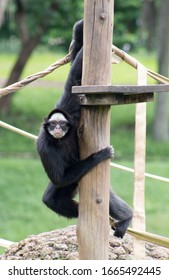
[50,121,57,127]
[60,121,67,127]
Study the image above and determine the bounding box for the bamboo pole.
[76,0,114,259]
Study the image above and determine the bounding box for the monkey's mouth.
[53,132,63,138]
[53,130,63,138]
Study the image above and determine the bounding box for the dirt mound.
[1,225,169,260]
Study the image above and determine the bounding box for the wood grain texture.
[132,64,147,259]
[78,92,154,105]
[73,84,169,94]
[76,0,114,260]
[77,107,111,259]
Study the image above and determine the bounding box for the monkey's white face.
[47,113,70,139]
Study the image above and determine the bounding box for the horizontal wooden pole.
[72,84,169,95]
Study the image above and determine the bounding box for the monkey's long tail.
[109,217,169,249]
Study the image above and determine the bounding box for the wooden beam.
[73,84,169,95]
[76,0,114,260]
[78,92,154,105]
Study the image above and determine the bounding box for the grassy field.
[0,50,169,254]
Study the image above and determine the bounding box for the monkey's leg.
[109,190,133,238]
[42,182,79,218]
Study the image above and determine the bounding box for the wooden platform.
[72,84,169,105]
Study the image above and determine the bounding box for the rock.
[148,247,169,260]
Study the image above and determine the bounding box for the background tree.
[0,0,83,113]
[114,0,141,50]
[153,0,169,141]
[0,0,9,27]
[140,0,157,51]
[139,0,169,141]
[0,0,44,113]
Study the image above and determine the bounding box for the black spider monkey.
[37,20,133,238]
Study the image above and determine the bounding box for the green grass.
[13,87,60,118]
[0,51,70,83]
[0,54,17,76]
[0,158,76,254]
[111,160,169,237]
[0,49,157,84]
[112,51,157,85]
[0,50,169,254]
[0,158,168,248]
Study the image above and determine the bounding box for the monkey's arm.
[51,146,114,188]
[70,19,83,61]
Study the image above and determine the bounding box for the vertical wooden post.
[76,0,114,259]
[133,63,147,259]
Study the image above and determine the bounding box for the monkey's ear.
[44,116,48,122]
[42,117,48,127]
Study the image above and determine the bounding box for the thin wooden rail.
[0,120,37,140]
[0,120,169,183]
[0,238,14,248]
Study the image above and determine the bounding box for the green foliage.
[25,0,83,43]
[0,2,16,39]
[0,0,83,52]
[114,1,141,49]
[1,0,142,52]
[0,158,76,244]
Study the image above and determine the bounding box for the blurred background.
[0,0,169,253]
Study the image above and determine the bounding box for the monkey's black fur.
[37,20,133,238]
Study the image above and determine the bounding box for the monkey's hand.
[107,145,115,159]
[93,146,115,162]
[100,146,115,159]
